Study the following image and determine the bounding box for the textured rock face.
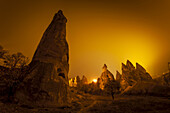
[136,63,152,81]
[15,10,69,107]
[119,60,152,91]
[99,64,115,90]
[122,72,170,96]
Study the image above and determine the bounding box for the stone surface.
[122,81,170,97]
[119,60,152,91]
[136,63,152,81]
[15,10,69,107]
[99,64,115,90]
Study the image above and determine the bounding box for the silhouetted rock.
[126,60,135,71]
[119,60,152,91]
[81,75,88,84]
[136,63,152,81]
[69,75,88,87]
[15,10,69,107]
[75,76,81,87]
[99,64,115,90]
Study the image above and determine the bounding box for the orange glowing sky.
[0,0,170,81]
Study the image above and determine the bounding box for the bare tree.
[3,52,29,69]
[0,45,7,59]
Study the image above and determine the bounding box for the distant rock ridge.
[15,10,69,107]
[116,60,152,91]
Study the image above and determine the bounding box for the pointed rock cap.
[126,60,135,70]
[102,64,107,69]
[53,10,67,23]
[82,75,87,81]
[136,63,146,72]
[102,64,108,72]
[82,75,88,84]
[122,63,127,71]
[116,70,122,80]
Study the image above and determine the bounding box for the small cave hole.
[57,68,62,73]
[58,73,65,78]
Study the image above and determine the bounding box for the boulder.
[15,10,69,107]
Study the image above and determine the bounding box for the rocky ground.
[0,93,169,113]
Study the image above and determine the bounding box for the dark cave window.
[57,68,62,73]
[58,73,65,78]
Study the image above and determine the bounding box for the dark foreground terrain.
[0,94,169,113]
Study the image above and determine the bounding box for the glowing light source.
[92,79,97,83]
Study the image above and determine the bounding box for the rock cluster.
[99,64,115,90]
[116,60,152,91]
[69,75,88,87]
[15,10,69,107]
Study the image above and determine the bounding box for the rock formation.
[69,75,88,87]
[99,64,115,90]
[69,78,75,87]
[154,72,170,86]
[15,10,69,107]
[117,60,152,91]
[136,63,152,81]
[81,75,88,84]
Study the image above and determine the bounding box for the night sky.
[0,0,170,82]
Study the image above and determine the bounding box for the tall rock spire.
[15,10,69,107]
